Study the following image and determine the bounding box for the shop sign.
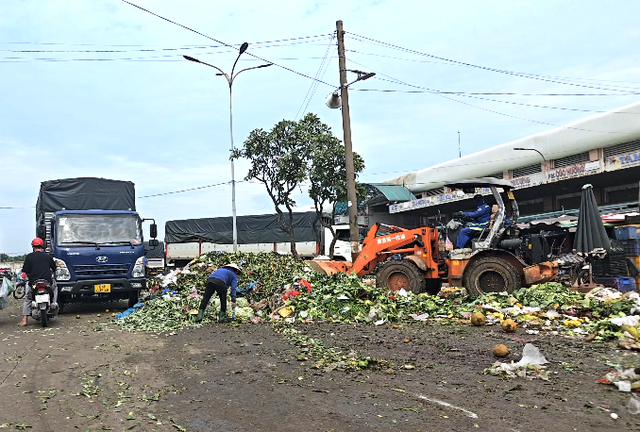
[510,172,546,190]
[389,188,491,214]
[546,161,601,183]
[605,151,640,171]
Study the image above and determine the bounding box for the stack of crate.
[611,224,640,292]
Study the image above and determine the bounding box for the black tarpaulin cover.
[145,241,165,258]
[36,177,136,216]
[165,212,320,244]
[574,184,611,255]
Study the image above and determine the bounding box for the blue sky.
[1,0,640,255]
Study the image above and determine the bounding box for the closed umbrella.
[574,184,610,287]
[574,184,610,255]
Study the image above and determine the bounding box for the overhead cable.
[120,0,335,87]
[347,32,638,94]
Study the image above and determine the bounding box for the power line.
[347,58,631,134]
[366,76,640,114]
[346,32,639,94]
[137,181,231,198]
[0,34,332,53]
[120,0,335,87]
[295,34,336,119]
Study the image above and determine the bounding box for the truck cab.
[50,210,156,308]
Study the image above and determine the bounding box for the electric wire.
[295,34,336,119]
[347,32,639,94]
[367,76,640,114]
[137,181,231,198]
[1,34,333,53]
[346,58,632,133]
[120,0,335,87]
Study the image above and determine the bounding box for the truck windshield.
[56,214,142,246]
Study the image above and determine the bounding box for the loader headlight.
[132,256,146,278]
[54,258,71,281]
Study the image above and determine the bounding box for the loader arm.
[350,223,441,278]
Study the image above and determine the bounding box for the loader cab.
[445,177,519,252]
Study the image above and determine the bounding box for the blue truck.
[36,177,158,309]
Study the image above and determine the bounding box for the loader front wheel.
[376,261,425,294]
[463,257,520,296]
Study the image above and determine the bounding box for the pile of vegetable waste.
[118,252,640,340]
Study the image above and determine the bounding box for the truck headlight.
[132,256,146,278]
[54,258,71,281]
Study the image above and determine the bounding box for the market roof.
[386,100,640,193]
[368,183,416,202]
[444,177,514,190]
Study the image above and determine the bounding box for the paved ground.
[1,295,640,431]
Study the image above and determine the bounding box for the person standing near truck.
[195,263,242,323]
[18,238,57,326]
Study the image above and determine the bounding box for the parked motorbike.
[30,279,58,327]
[13,280,26,299]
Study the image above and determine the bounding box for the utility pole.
[336,20,360,260]
[458,131,461,158]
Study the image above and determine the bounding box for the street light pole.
[184,47,272,252]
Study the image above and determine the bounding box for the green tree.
[307,124,365,258]
[235,115,313,259]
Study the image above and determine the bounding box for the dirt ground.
[1,295,640,432]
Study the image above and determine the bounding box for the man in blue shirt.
[195,263,242,323]
[455,195,492,249]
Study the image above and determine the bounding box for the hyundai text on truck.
[164,211,352,268]
[36,177,158,309]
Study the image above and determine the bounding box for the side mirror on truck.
[150,223,158,239]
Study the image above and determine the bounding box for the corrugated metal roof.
[368,183,416,201]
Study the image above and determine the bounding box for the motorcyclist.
[18,238,57,326]
[455,194,492,249]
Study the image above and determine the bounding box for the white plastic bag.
[611,315,640,327]
[516,343,548,367]
[0,277,13,309]
[629,393,640,414]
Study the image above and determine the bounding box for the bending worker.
[195,263,242,323]
[455,194,492,249]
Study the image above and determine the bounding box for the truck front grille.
[73,264,130,277]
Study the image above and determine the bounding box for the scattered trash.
[629,394,640,414]
[485,344,549,380]
[597,367,640,392]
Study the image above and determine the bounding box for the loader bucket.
[306,260,353,275]
[523,261,559,286]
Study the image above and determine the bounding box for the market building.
[360,100,640,228]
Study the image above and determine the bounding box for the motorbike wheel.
[13,284,25,299]
[41,309,48,327]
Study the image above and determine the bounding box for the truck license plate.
[95,284,111,293]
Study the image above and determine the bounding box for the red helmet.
[31,238,44,247]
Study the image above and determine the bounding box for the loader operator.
[455,194,492,249]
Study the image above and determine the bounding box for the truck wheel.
[463,257,520,296]
[376,261,425,294]
[128,291,139,309]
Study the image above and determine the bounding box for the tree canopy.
[235,113,364,259]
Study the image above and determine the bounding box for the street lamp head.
[239,42,249,54]
[183,55,200,63]
[359,72,376,81]
[257,63,274,69]
[513,147,526,151]
[326,92,342,109]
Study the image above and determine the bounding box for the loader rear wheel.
[463,257,520,296]
[376,261,425,294]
